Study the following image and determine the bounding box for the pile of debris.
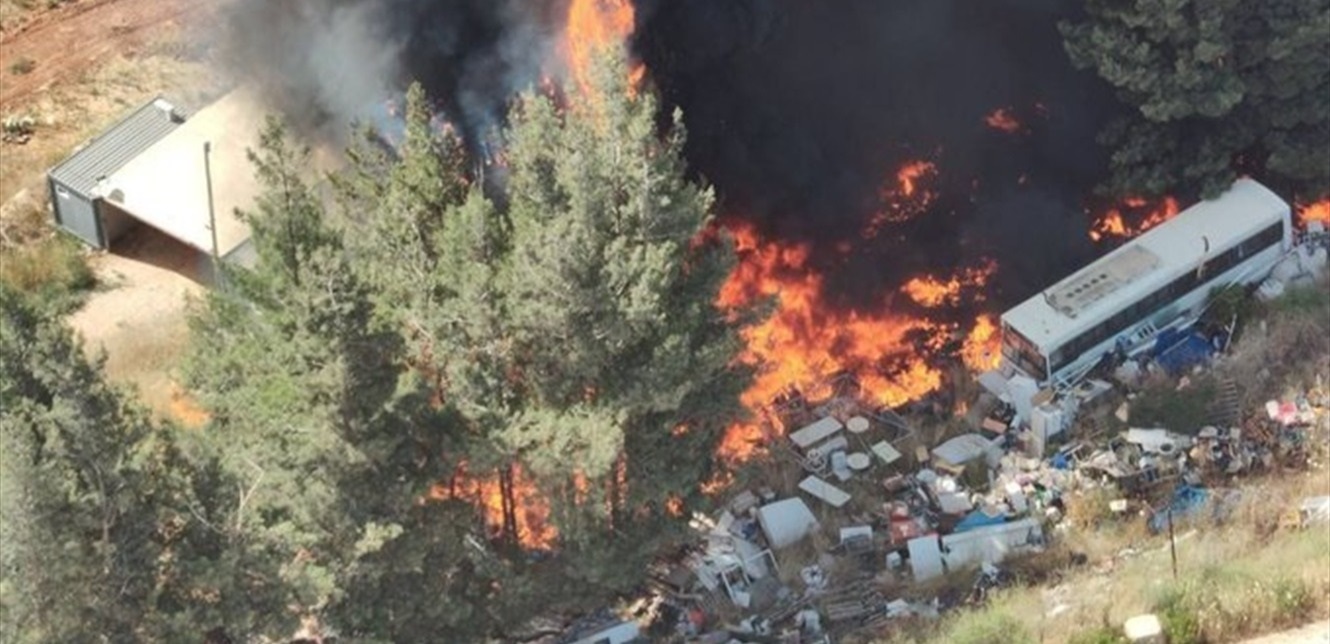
[616,378,1062,642]
[562,285,1328,643]
[628,366,1321,643]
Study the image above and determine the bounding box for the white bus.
[1000,178,1292,388]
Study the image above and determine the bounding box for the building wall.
[49,178,102,247]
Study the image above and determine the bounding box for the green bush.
[1155,588,1202,644]
[1067,625,1127,644]
[7,56,36,75]
[0,236,95,312]
[1128,375,1218,434]
[1271,577,1314,617]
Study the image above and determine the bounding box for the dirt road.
[0,0,208,108]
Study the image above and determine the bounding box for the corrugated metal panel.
[47,97,188,197]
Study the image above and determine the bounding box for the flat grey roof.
[48,97,187,197]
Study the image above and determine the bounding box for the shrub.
[944,610,1034,644]
[8,56,36,75]
[1128,373,1218,434]
[1067,625,1128,644]
[1155,587,1202,644]
[0,236,95,312]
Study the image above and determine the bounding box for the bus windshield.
[1001,324,1047,381]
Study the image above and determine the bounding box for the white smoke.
[214,0,560,145]
[215,0,402,140]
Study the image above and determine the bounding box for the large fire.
[564,0,642,97]
[714,221,953,461]
[1298,199,1330,226]
[1088,196,1180,242]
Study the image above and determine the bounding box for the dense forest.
[2,2,1327,642]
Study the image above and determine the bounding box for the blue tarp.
[1148,485,1210,533]
[1153,331,1216,376]
[953,510,1008,533]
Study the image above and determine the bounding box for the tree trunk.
[499,464,518,546]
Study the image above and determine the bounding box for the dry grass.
[1215,276,1330,404]
[0,233,94,310]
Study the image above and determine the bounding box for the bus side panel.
[1048,241,1286,384]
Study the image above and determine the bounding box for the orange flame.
[865,160,938,236]
[984,107,1022,134]
[897,160,936,198]
[1297,199,1330,226]
[565,0,640,97]
[1088,196,1180,242]
[715,221,946,461]
[431,463,558,550]
[961,313,1002,372]
[901,261,997,308]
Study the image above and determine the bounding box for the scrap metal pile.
[616,368,1327,644]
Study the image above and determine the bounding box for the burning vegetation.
[714,221,947,461]
[863,160,939,237]
[984,107,1023,134]
[431,463,558,550]
[564,0,644,98]
[1298,199,1330,227]
[713,221,1004,462]
[1088,195,1181,242]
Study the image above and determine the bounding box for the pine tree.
[328,49,753,633]
[185,117,456,638]
[493,48,749,600]
[1061,0,1330,198]
[0,287,251,641]
[183,50,755,639]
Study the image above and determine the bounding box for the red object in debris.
[889,517,925,543]
[689,607,705,628]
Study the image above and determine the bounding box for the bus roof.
[1001,178,1289,350]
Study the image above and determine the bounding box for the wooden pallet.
[1206,376,1242,427]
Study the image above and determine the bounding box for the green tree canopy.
[0,287,261,641]
[181,46,755,641]
[1062,0,1330,199]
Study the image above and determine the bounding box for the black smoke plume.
[636,0,1123,310]
[218,0,1123,311]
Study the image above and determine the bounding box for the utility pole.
[203,141,221,285]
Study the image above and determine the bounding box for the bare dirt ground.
[0,0,210,106]
[65,226,210,426]
[1,0,227,424]
[1242,621,1330,644]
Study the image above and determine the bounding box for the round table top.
[846,416,870,433]
[846,453,871,470]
